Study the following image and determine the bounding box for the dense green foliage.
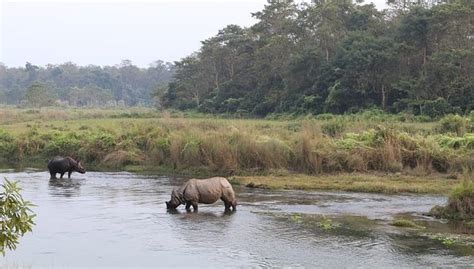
[0,178,35,256]
[162,1,473,117]
[0,60,174,106]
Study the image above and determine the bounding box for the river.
[0,170,472,267]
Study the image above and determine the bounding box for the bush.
[0,129,15,161]
[314,113,335,120]
[43,133,82,156]
[358,108,391,121]
[422,98,454,119]
[436,114,468,136]
[0,178,36,256]
[429,179,474,220]
[321,119,346,137]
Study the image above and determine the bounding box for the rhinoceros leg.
[185,202,192,211]
[223,201,231,212]
[221,196,236,212]
[50,172,57,179]
[191,202,198,211]
[60,172,65,179]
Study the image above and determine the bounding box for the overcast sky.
[0,0,388,68]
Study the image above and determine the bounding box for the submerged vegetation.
[391,219,425,229]
[317,217,341,231]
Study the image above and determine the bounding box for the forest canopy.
[0,1,472,118]
[0,60,174,107]
[161,0,473,117]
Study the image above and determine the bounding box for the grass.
[235,173,460,194]
[431,234,458,247]
[429,176,474,220]
[317,217,341,231]
[0,107,472,194]
[391,219,425,229]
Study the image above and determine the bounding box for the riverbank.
[0,108,472,195]
[1,162,462,195]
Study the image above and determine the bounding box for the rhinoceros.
[166,177,237,212]
[48,156,85,179]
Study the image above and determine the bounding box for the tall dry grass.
[0,110,472,177]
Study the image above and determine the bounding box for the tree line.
[161,0,473,118]
[0,60,174,107]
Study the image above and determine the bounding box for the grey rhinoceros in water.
[166,177,237,212]
[48,156,85,179]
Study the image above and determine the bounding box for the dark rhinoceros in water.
[166,177,237,212]
[48,156,85,179]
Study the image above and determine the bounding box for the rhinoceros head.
[166,188,183,209]
[75,161,86,174]
[67,157,86,174]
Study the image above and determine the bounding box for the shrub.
[436,114,468,136]
[0,178,36,256]
[321,119,346,137]
[422,98,454,119]
[0,129,15,161]
[358,108,391,121]
[429,178,474,220]
[314,113,335,120]
[44,133,82,156]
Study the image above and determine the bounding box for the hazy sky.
[0,0,388,67]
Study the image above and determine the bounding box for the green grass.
[236,173,460,194]
[429,177,474,220]
[0,107,472,194]
[317,217,341,231]
[391,219,425,229]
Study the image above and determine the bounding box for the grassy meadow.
[0,107,472,194]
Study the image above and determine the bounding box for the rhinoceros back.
[48,157,71,173]
[187,177,235,204]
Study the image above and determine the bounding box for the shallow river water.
[0,170,472,267]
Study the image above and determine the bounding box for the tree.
[160,0,472,116]
[397,6,431,66]
[301,1,349,62]
[420,49,474,112]
[329,32,400,111]
[67,86,114,107]
[0,178,35,256]
[23,82,56,108]
[0,60,175,107]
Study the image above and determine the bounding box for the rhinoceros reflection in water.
[166,177,237,212]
